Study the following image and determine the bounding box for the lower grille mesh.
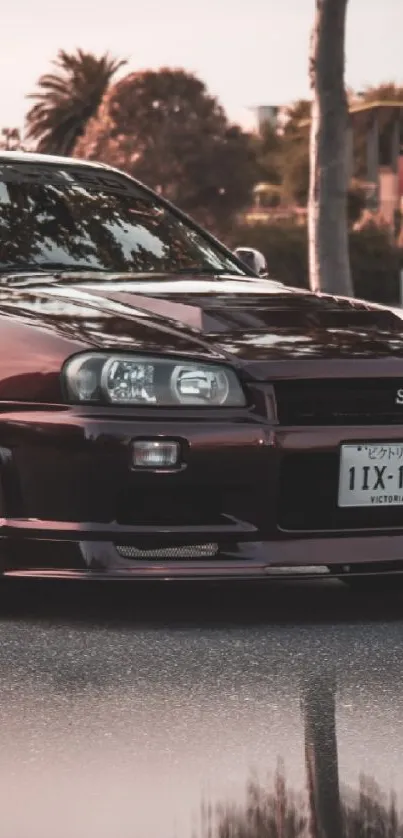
[115,543,219,560]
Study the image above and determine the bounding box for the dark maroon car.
[1,151,403,588]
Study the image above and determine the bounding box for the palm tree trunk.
[304,668,344,838]
[308,0,353,296]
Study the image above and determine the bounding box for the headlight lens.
[64,353,246,407]
[170,364,230,405]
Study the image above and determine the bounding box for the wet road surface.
[0,576,403,837]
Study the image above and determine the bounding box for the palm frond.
[25,49,127,155]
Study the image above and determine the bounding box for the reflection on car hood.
[2,272,403,366]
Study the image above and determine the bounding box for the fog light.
[132,440,180,468]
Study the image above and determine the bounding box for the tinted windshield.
[0,162,246,278]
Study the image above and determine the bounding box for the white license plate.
[338,443,403,507]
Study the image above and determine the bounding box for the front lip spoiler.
[5,566,403,581]
[0,515,257,544]
[3,565,331,581]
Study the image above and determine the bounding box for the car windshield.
[0,161,247,280]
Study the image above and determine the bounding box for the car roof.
[0,150,105,168]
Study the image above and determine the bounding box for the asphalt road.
[1,576,403,837]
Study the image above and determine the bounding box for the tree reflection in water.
[195,773,403,838]
[196,761,307,838]
[194,667,403,838]
[344,775,401,838]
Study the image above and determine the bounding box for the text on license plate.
[338,443,403,507]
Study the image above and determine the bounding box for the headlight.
[63,353,246,407]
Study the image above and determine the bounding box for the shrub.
[229,221,403,305]
[229,220,309,288]
[349,226,402,305]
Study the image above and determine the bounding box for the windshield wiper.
[0,262,111,275]
[175,267,247,276]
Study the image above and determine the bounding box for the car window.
[0,162,246,279]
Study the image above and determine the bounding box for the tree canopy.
[357,82,403,104]
[3,48,400,245]
[0,128,25,151]
[74,68,258,234]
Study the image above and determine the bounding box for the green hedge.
[229,221,403,306]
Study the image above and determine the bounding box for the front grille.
[275,379,403,426]
[115,543,219,560]
[278,453,403,532]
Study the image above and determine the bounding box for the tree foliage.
[0,128,26,151]
[281,140,310,206]
[74,68,258,234]
[357,82,403,104]
[253,102,311,206]
[25,49,126,155]
[7,46,402,257]
[253,121,283,185]
[282,99,311,138]
[230,219,402,305]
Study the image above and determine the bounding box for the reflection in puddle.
[196,666,402,837]
[196,770,403,838]
[0,588,401,837]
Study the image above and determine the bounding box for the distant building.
[244,100,403,232]
[253,105,279,134]
[348,101,403,230]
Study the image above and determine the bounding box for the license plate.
[338,443,403,507]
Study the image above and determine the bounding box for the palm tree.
[25,49,126,156]
[308,0,353,296]
[0,128,25,151]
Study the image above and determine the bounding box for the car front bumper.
[2,405,403,579]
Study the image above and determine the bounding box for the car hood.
[2,272,403,375]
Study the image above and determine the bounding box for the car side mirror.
[233,247,268,277]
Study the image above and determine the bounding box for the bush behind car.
[229,220,403,307]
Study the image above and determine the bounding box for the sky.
[1,0,402,134]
